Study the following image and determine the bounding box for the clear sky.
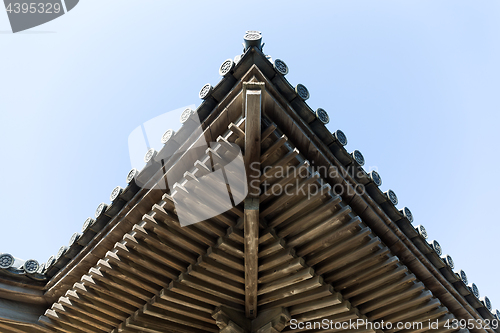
[1,0,499,312]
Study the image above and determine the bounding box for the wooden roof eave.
[196,59,493,330]
[0,277,46,306]
[42,75,251,303]
[243,64,496,332]
[38,77,456,332]
[2,38,495,332]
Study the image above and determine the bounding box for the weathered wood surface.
[3,45,491,333]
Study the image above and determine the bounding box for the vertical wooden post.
[244,199,259,319]
[244,82,263,195]
[243,82,263,319]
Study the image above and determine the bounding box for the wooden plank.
[97,259,159,294]
[257,276,323,306]
[258,268,315,296]
[342,265,408,298]
[294,300,351,322]
[315,238,382,275]
[105,251,167,288]
[261,122,277,142]
[270,192,337,231]
[259,247,295,273]
[151,295,214,323]
[275,196,340,237]
[258,257,307,284]
[244,198,259,319]
[260,172,320,218]
[126,312,207,333]
[142,303,218,332]
[217,237,244,258]
[187,265,244,295]
[168,281,243,311]
[286,206,353,248]
[350,274,417,307]
[177,274,244,305]
[228,123,245,139]
[259,148,299,184]
[159,289,214,314]
[227,226,244,244]
[88,268,152,302]
[252,307,290,333]
[303,227,371,266]
[383,298,441,324]
[334,256,399,290]
[72,282,135,315]
[207,247,245,271]
[114,243,178,280]
[197,255,245,283]
[244,82,263,198]
[295,216,364,257]
[260,284,334,311]
[145,210,217,247]
[51,301,112,332]
[289,295,343,316]
[134,224,198,264]
[45,309,101,333]
[212,306,250,332]
[369,289,433,320]
[65,289,127,321]
[259,160,310,206]
[261,134,287,164]
[324,247,390,283]
[122,235,186,273]
[80,275,143,309]
[243,81,263,320]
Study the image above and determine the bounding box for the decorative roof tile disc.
[126,168,138,184]
[273,59,289,75]
[144,148,157,163]
[180,108,195,124]
[369,170,382,186]
[351,150,365,166]
[161,129,175,144]
[295,84,309,100]
[199,84,213,100]
[403,207,414,223]
[385,189,398,205]
[0,253,14,269]
[110,186,123,202]
[415,225,428,239]
[315,108,329,124]
[95,203,108,218]
[334,130,348,146]
[219,59,235,76]
[23,259,39,274]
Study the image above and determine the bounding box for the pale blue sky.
[1,0,499,310]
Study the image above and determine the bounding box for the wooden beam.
[244,82,263,198]
[243,82,263,319]
[212,306,250,332]
[0,298,47,326]
[252,307,290,333]
[244,198,259,319]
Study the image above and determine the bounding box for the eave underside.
[1,52,494,333]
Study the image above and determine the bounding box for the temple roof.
[0,31,498,332]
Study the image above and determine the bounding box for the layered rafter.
[0,32,497,333]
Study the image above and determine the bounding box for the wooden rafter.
[243,82,263,319]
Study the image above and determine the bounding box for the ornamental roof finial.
[243,30,263,52]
